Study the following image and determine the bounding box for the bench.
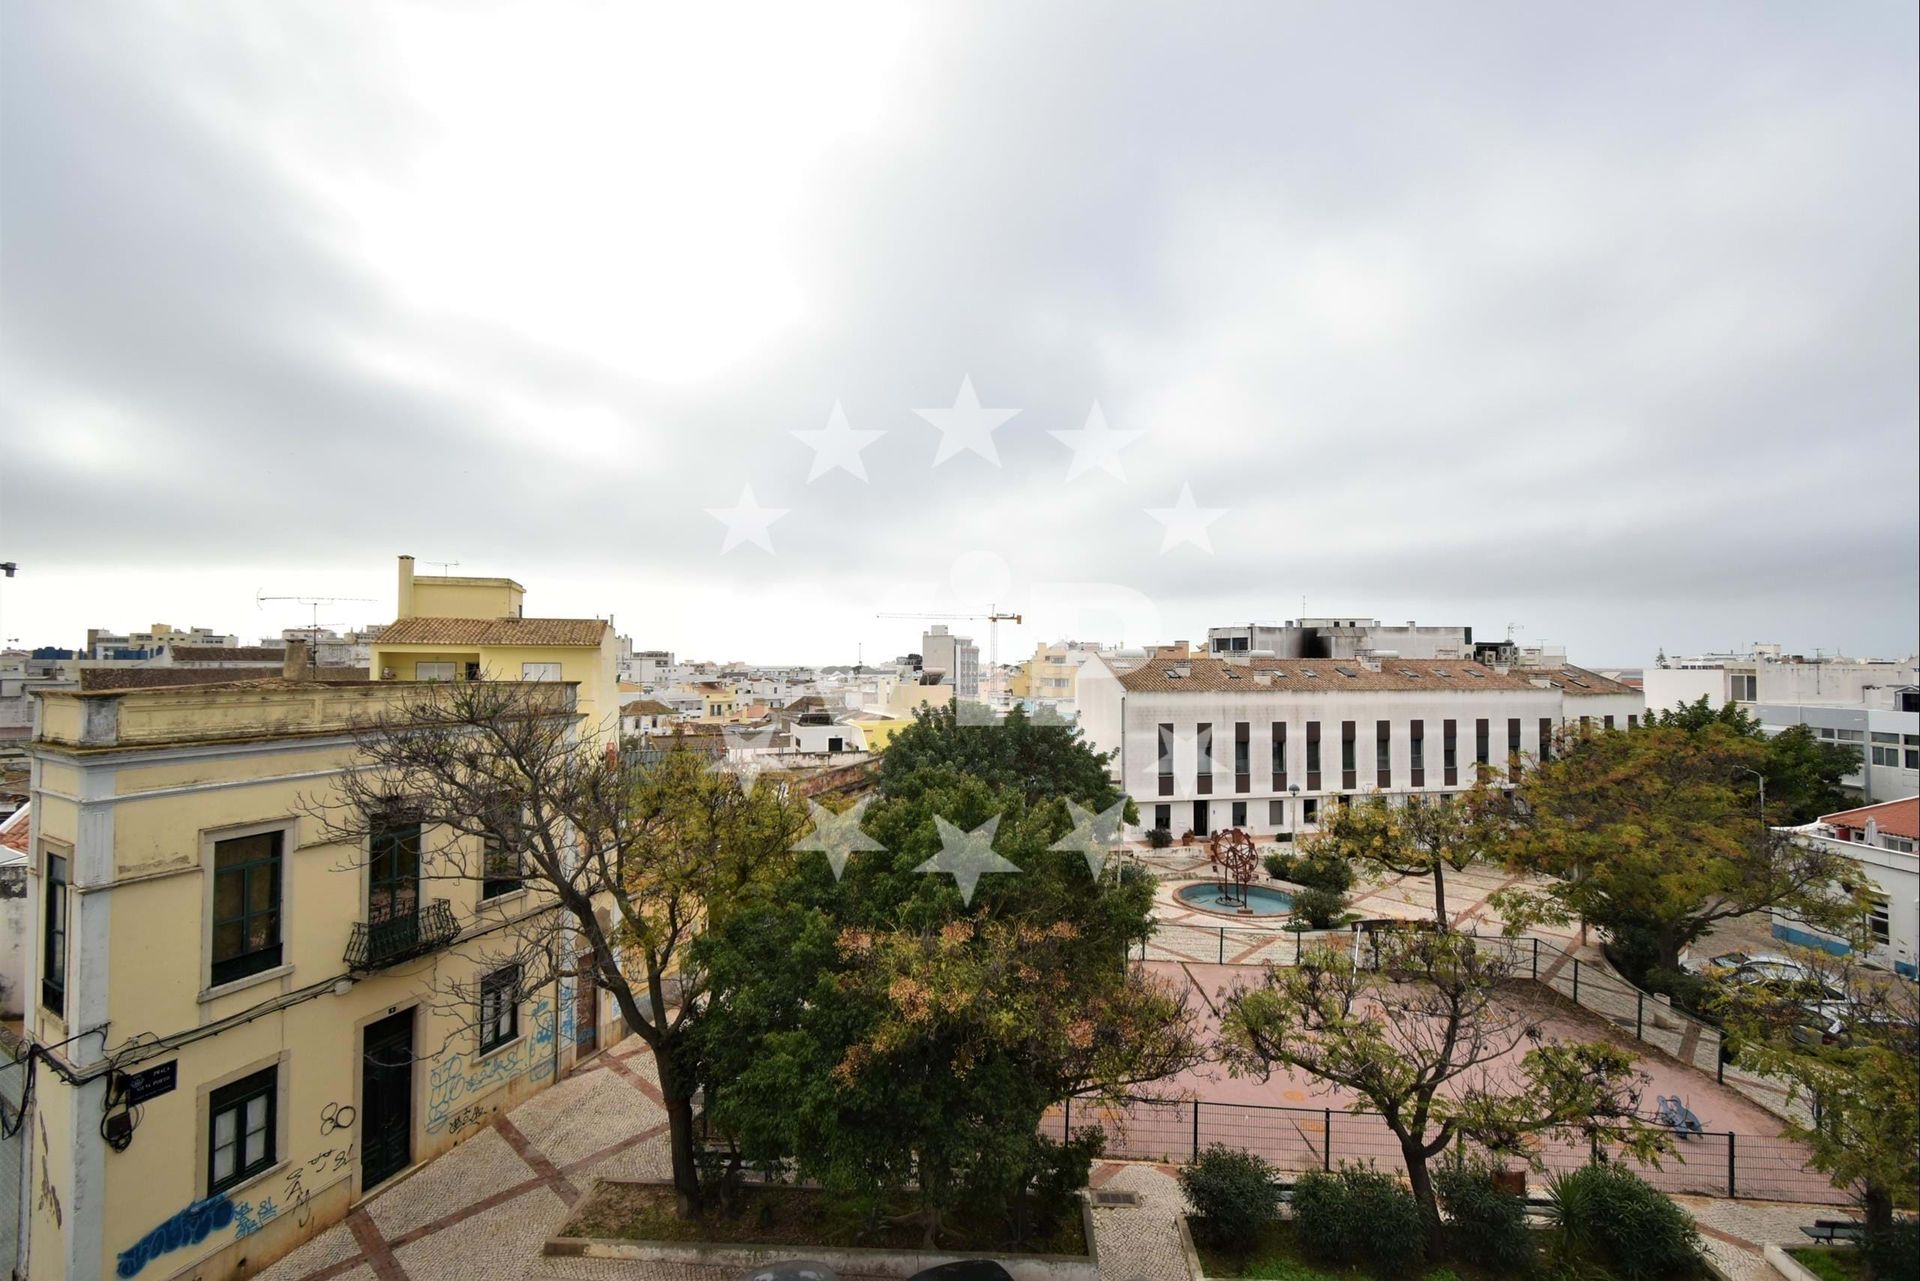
[1799,1219,1863,1244]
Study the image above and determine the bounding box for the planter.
[545,1180,1098,1281]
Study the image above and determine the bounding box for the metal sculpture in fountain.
[1207,827,1261,913]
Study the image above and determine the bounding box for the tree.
[878,702,1132,816]
[1220,931,1664,1256]
[1309,785,1496,927]
[1654,697,1859,824]
[696,753,1197,1245]
[1716,951,1919,1264]
[1488,723,1863,974]
[305,680,805,1218]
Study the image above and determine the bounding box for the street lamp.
[1286,783,1301,845]
[1732,765,1768,833]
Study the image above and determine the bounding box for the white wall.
[1644,668,1726,715]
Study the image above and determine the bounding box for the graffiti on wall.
[424,995,563,1131]
[115,1195,234,1278]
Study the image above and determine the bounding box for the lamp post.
[1286,783,1301,846]
[1732,765,1768,834]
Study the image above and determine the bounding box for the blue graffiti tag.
[116,1194,234,1278]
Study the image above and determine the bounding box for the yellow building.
[15,660,621,1280]
[371,556,618,736]
[1021,640,1104,707]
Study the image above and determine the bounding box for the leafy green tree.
[696,762,1196,1245]
[1488,723,1863,974]
[1221,931,1663,1257]
[878,702,1132,817]
[1653,696,1858,823]
[1309,783,1497,926]
[1717,951,1919,1263]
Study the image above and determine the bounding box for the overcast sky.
[3,2,1915,668]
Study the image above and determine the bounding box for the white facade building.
[922,625,981,701]
[1076,644,1644,841]
[1773,797,1918,978]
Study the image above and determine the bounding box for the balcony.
[345,899,458,970]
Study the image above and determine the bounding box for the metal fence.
[1040,1095,1849,1206]
[1137,921,1731,1082]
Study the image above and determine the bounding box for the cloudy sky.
[4,2,1915,668]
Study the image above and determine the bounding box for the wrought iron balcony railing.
[345,899,458,970]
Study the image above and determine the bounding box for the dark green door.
[361,1010,414,1189]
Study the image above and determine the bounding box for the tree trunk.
[1861,1182,1894,1257]
[1431,862,1449,928]
[655,1051,705,1220]
[1397,1135,1445,1258]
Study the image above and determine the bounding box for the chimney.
[283,637,312,680]
[397,554,415,618]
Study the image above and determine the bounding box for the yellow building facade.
[17,673,622,1281]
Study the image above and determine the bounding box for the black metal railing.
[345,899,458,970]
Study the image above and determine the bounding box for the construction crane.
[876,606,1023,706]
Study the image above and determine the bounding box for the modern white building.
[1075,643,1644,840]
[921,625,981,701]
[1205,617,1473,660]
[1773,797,1918,978]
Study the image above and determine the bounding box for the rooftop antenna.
[256,591,377,636]
[422,560,460,576]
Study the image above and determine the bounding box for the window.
[1157,723,1174,796]
[1475,718,1490,767]
[212,831,283,986]
[1271,722,1287,790]
[1410,720,1425,785]
[1604,715,1615,730]
[1268,799,1286,826]
[1628,714,1638,729]
[521,662,562,682]
[481,840,524,900]
[1340,721,1356,789]
[1233,722,1250,792]
[1302,798,1319,825]
[208,1067,277,1194]
[1376,720,1392,787]
[1539,718,1554,763]
[1305,721,1322,789]
[369,819,421,923]
[1867,897,1890,946]
[1730,673,1757,701]
[1231,801,1247,828]
[1153,804,1170,832]
[42,853,67,1016]
[1195,723,1213,795]
[479,965,521,1054]
[1442,719,1457,784]
[416,662,457,681]
[1507,718,1522,780]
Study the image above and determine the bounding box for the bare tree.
[302,679,806,1217]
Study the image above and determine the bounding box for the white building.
[1076,643,1643,840]
[922,625,981,701]
[1773,797,1918,978]
[1206,617,1473,660]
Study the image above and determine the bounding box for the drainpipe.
[552,965,563,1082]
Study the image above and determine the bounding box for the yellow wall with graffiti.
[22,679,623,1281]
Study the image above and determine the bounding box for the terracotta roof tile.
[376,617,609,647]
[1820,796,1918,842]
[1116,652,1543,694]
[1519,664,1639,697]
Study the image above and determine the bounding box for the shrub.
[1264,851,1294,880]
[1291,846,1355,894]
[1435,1152,1535,1274]
[1545,1164,1704,1280]
[1866,1219,1919,1280]
[1147,826,1173,849]
[1292,1164,1426,1275]
[1179,1143,1278,1251]
[1292,886,1346,930]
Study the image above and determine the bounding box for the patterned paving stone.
[393,1183,571,1281]
[251,1218,362,1281]
[365,1127,539,1240]
[513,1067,662,1168]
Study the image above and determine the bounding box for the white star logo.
[792,797,888,880]
[913,376,1019,467]
[1050,401,1143,483]
[1145,482,1226,553]
[1050,799,1130,878]
[792,400,884,483]
[916,814,1022,905]
[705,484,789,554]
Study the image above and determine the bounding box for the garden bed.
[1189,1217,1510,1280]
[548,1180,1095,1281]
[1784,1245,1868,1281]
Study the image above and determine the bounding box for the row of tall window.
[1151,713,1635,799]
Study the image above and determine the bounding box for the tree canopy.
[1308,783,1499,926]
[878,702,1131,817]
[1652,696,1859,824]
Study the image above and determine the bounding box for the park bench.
[1799,1219,1863,1244]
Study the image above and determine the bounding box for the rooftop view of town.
[1,6,1915,1281]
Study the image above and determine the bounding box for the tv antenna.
[422,560,461,575]
[256,592,377,634]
